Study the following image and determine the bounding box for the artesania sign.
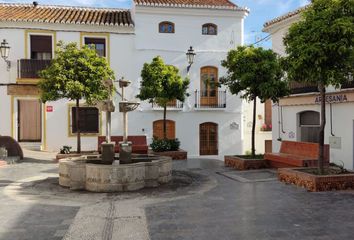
[315,94,348,104]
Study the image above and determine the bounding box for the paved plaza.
[1,150,354,240]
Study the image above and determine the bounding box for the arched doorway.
[298,111,320,143]
[153,120,176,139]
[199,122,218,155]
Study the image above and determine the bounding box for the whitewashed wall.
[0,6,258,158]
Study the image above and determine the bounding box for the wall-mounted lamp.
[0,39,11,71]
[186,46,196,73]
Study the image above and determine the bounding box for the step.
[20,142,41,151]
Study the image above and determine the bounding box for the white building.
[0,0,271,158]
[264,6,354,169]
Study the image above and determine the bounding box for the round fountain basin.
[59,155,172,192]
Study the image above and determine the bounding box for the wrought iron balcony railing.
[152,100,183,110]
[194,90,226,109]
[289,81,319,94]
[17,59,51,79]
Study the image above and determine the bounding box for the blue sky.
[2,0,310,47]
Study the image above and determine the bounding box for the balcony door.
[30,35,52,60]
[18,100,42,142]
[200,122,218,155]
[200,67,218,107]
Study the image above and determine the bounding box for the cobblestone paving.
[146,159,354,240]
[2,151,354,240]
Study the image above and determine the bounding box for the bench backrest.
[98,136,147,146]
[280,141,319,158]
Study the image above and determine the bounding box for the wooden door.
[153,120,176,139]
[200,67,218,107]
[18,100,41,142]
[200,122,218,155]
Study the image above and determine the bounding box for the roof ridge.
[263,5,310,28]
[0,2,130,12]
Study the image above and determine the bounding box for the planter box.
[56,151,99,161]
[152,150,187,160]
[278,168,354,192]
[225,155,268,170]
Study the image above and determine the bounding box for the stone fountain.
[58,78,172,192]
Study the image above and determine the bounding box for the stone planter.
[56,151,99,161]
[152,150,187,160]
[224,155,268,170]
[278,168,354,192]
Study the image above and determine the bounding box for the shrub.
[151,138,180,152]
[60,146,72,154]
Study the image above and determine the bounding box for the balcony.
[17,59,51,79]
[152,100,183,110]
[341,80,354,89]
[289,81,319,94]
[194,90,226,109]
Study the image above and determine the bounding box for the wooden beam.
[7,85,40,96]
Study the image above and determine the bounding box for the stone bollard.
[119,141,132,164]
[101,142,115,164]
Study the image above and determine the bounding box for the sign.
[46,106,53,112]
[329,136,342,149]
[315,94,348,104]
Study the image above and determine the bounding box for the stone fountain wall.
[59,156,172,192]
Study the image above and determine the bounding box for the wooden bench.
[264,141,330,168]
[98,136,148,154]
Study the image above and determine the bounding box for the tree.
[220,46,289,157]
[39,41,115,153]
[137,56,189,139]
[283,0,354,174]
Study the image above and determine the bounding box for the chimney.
[33,1,38,7]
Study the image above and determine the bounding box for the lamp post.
[186,46,196,73]
[0,39,11,71]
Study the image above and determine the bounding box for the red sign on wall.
[46,106,53,112]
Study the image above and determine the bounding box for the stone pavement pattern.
[1,150,354,240]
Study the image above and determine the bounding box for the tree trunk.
[318,83,326,175]
[76,98,81,153]
[251,98,257,158]
[163,105,167,139]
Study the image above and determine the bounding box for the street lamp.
[186,46,196,73]
[0,39,11,71]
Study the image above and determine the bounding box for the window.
[71,107,99,134]
[84,37,106,57]
[202,23,217,35]
[30,35,52,60]
[299,111,320,143]
[159,21,175,33]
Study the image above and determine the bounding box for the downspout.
[330,103,335,136]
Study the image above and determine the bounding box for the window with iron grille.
[71,107,99,134]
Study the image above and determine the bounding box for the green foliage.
[60,145,72,154]
[283,0,354,87]
[220,46,288,157]
[38,41,115,104]
[283,0,354,174]
[137,56,189,139]
[150,138,181,152]
[137,56,190,106]
[220,46,289,103]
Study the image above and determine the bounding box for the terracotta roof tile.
[134,0,249,11]
[263,5,309,29]
[0,3,134,27]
